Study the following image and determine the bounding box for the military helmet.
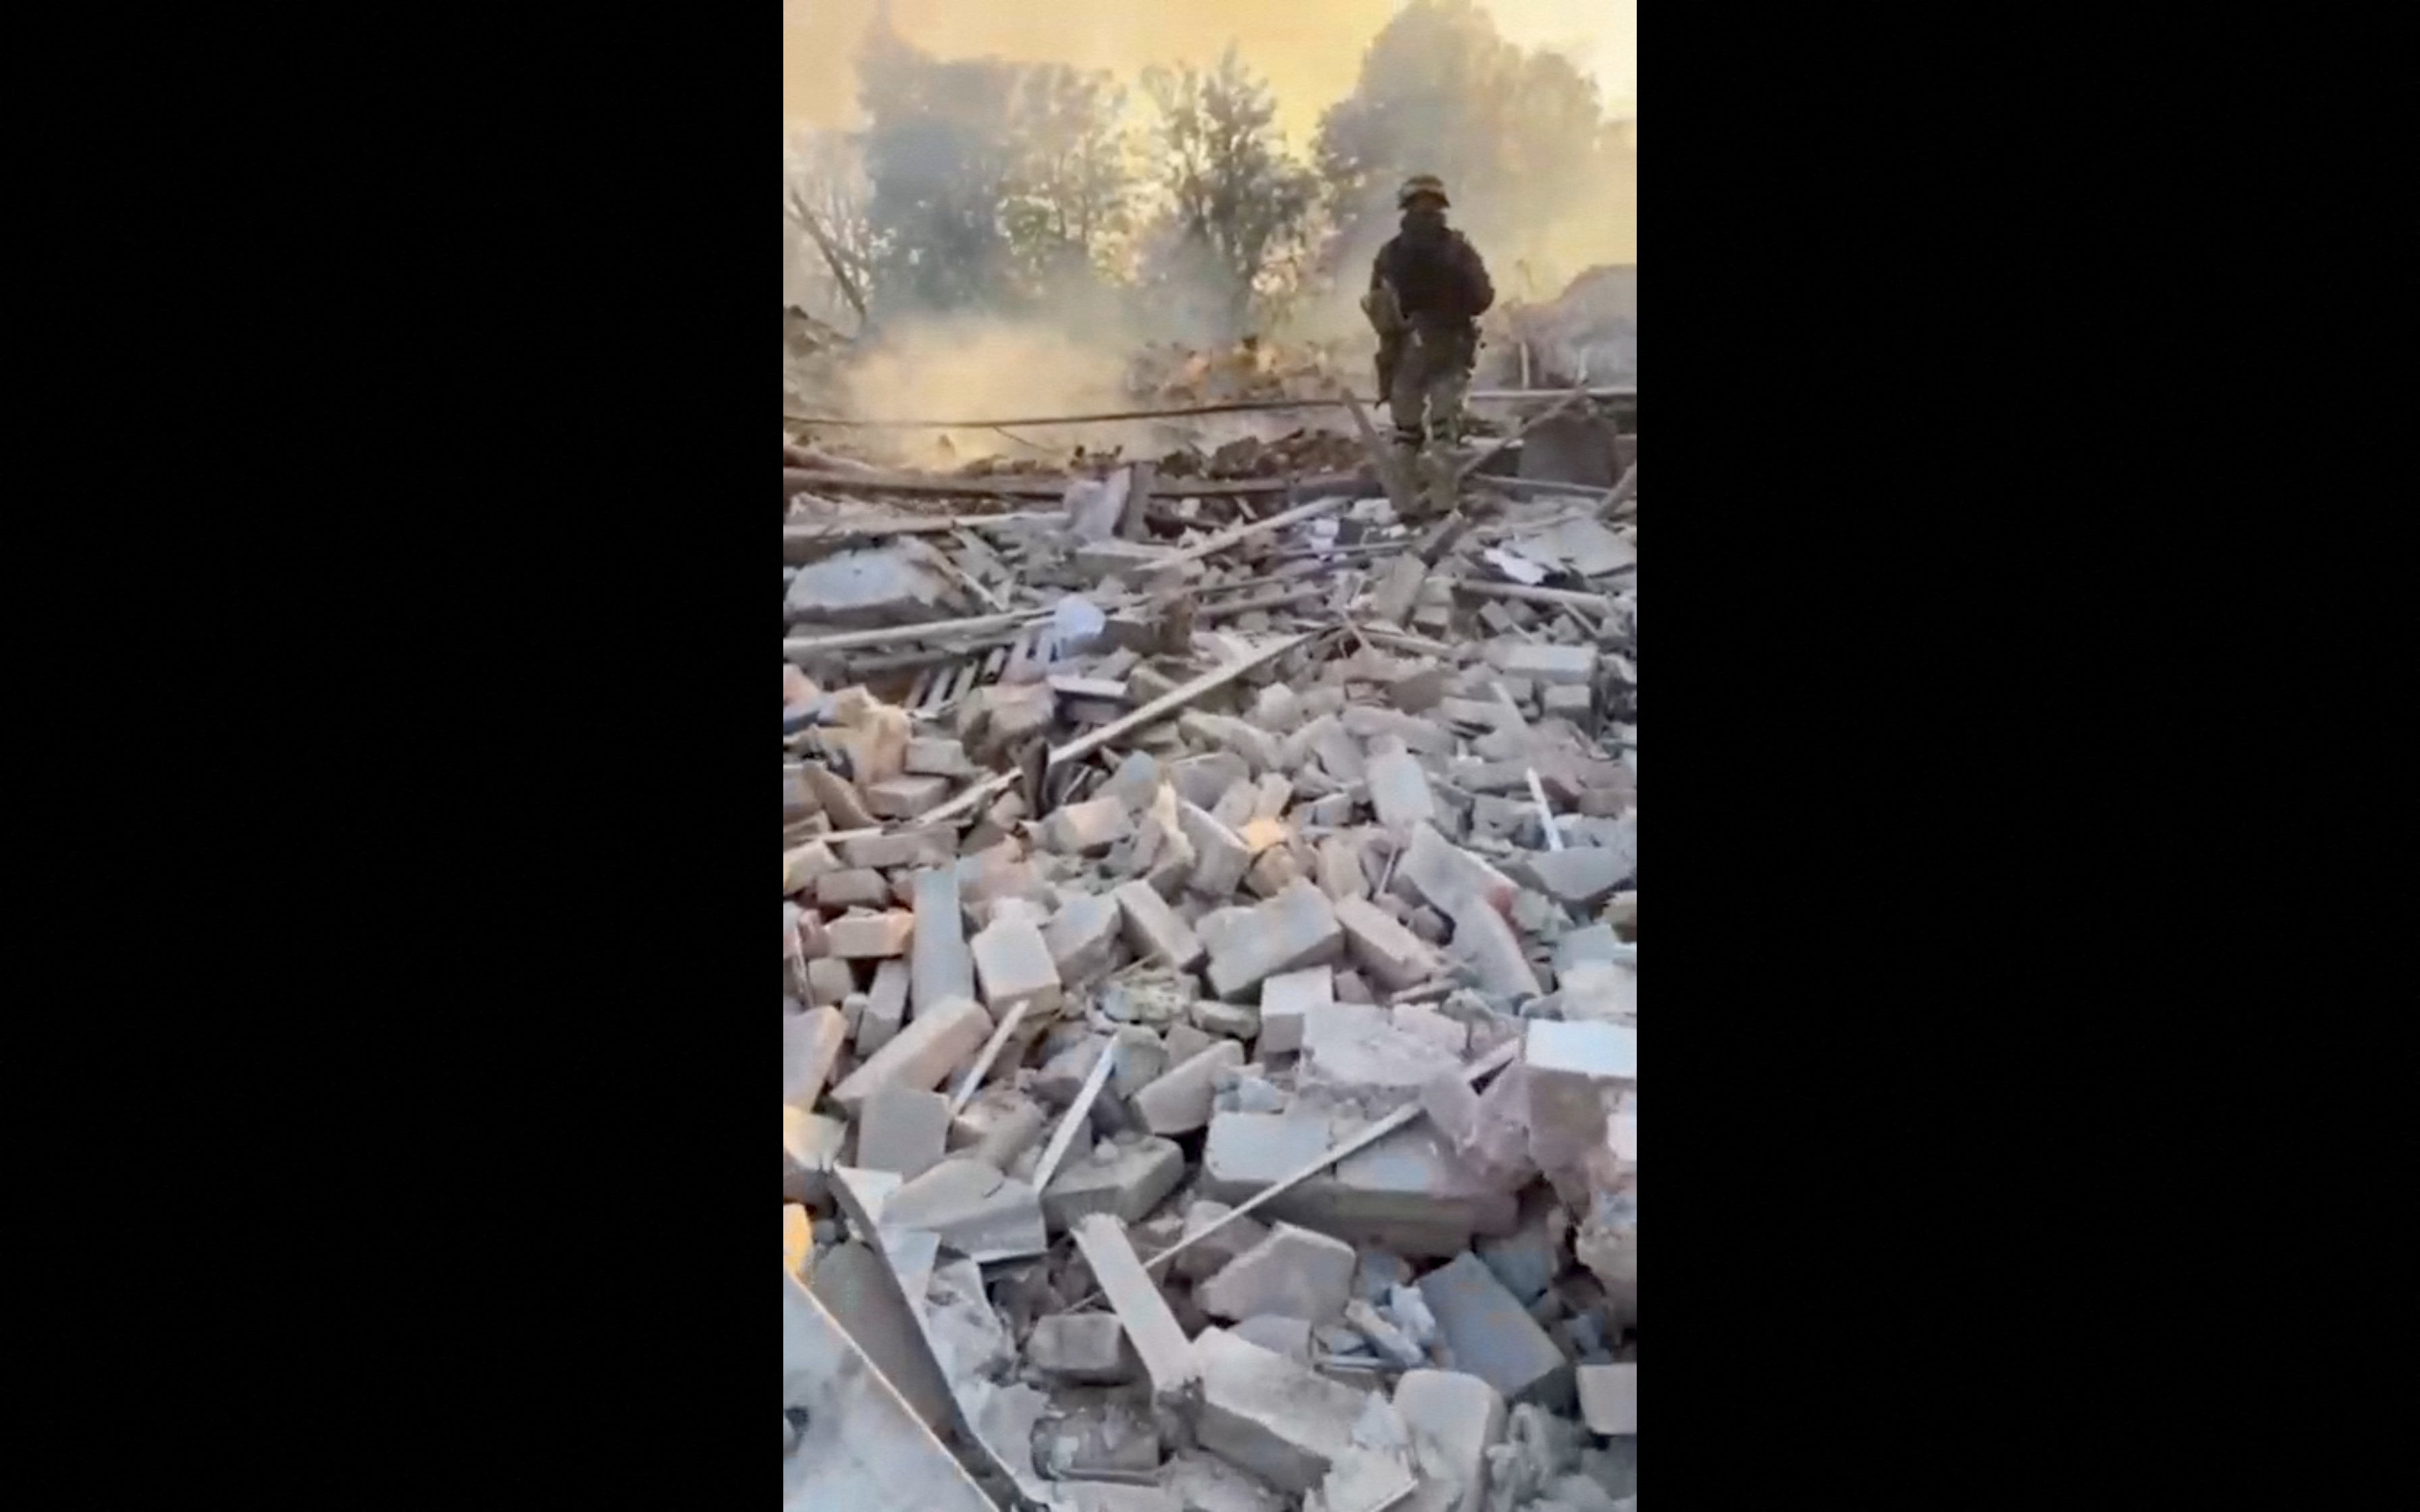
[1397,174,1450,209]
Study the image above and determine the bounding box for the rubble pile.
[784,433,1637,1511]
[1481,267,1639,393]
[1125,340,1356,406]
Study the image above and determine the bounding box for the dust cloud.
[783,0,1401,140]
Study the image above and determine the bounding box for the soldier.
[1363,174,1495,458]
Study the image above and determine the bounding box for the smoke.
[785,0,1402,142]
[835,315,1147,467]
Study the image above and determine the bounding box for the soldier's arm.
[1458,238,1496,317]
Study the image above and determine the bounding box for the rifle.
[1363,279,1406,396]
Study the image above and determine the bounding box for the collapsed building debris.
[784,407,1636,1510]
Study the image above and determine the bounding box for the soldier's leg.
[1388,340,1429,450]
[1426,333,1474,447]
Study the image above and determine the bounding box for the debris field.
[783,404,1637,1512]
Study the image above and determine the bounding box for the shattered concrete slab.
[1199,1222,1358,1324]
[1193,1326,1382,1494]
[1394,1369,1507,1512]
[832,996,993,1114]
[1207,880,1344,1000]
[1042,1135,1186,1231]
[1416,1252,1574,1410]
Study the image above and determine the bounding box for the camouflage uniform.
[1367,183,1495,452]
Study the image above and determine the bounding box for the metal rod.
[782,388,1637,431]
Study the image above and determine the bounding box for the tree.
[1139,47,1318,339]
[999,64,1138,302]
[783,128,876,331]
[855,14,1021,313]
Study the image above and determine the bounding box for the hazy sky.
[780,0,1637,137]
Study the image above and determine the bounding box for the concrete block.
[1519,846,1631,907]
[1300,1000,1464,1105]
[1477,1218,1564,1305]
[783,1005,849,1111]
[1342,706,1454,757]
[1028,1313,1137,1384]
[1041,1135,1186,1231]
[1259,965,1331,1055]
[1103,751,1163,809]
[1046,795,1135,855]
[883,1158,1049,1262]
[1192,1327,1377,1494]
[1174,1199,1273,1282]
[801,764,873,828]
[1552,923,1625,976]
[1541,683,1593,720]
[1195,1004,1265,1056]
[1071,1214,1198,1396]
[1045,892,1125,981]
[1556,960,1636,1025]
[1161,1020,1215,1065]
[1316,835,1373,904]
[1367,749,1438,836]
[1132,1040,1246,1135]
[972,916,1063,1015]
[904,736,974,777]
[1334,896,1438,992]
[1524,1019,1637,1083]
[828,910,916,959]
[1199,1222,1357,1323]
[1178,799,1255,897]
[783,840,841,894]
[1490,642,1597,687]
[858,1086,951,1179]
[1523,1018,1637,1171]
[1415,1253,1573,1409]
[1169,753,1251,809]
[807,956,856,1007]
[865,774,951,819]
[1201,1113,1518,1258]
[1231,1313,1313,1362]
[1577,1363,1635,1436]
[783,1107,847,1204]
[1388,664,1448,712]
[1211,777,1259,829]
[1394,1370,1506,1512]
[958,1090,1048,1170]
[816,867,892,911]
[1206,880,1344,1000]
[1304,717,1368,783]
[832,996,993,1114]
[854,981,906,1055]
[1107,1026,1170,1100]
[1179,711,1282,774]
[1445,892,1543,998]
[865,954,908,1023]
[1115,880,1206,969]
[1392,824,1519,919]
[841,824,959,872]
[1394,1002,1469,1058]
[908,867,974,1014]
